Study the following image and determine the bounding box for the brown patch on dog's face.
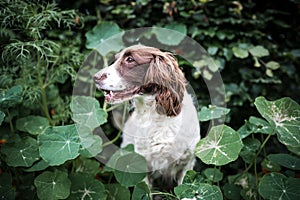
[94,45,186,116]
[115,50,153,86]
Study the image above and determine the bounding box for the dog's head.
[94,45,186,116]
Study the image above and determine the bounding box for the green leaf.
[259,173,300,200]
[203,168,223,182]
[268,154,300,170]
[228,173,256,189]
[198,105,230,122]
[104,145,135,172]
[239,138,261,164]
[174,183,223,200]
[76,125,103,157]
[25,159,49,172]
[195,125,243,166]
[232,47,249,58]
[291,49,300,58]
[203,69,213,80]
[182,170,205,184]
[241,187,258,200]
[0,110,5,125]
[223,48,233,61]
[222,183,241,200]
[16,115,49,135]
[266,69,273,77]
[266,61,280,70]
[132,182,151,200]
[237,122,253,139]
[0,85,23,109]
[38,125,80,166]
[208,46,219,56]
[237,116,274,139]
[74,157,100,176]
[286,145,300,156]
[248,116,274,135]
[261,158,281,172]
[71,96,107,129]
[193,56,219,72]
[114,152,147,187]
[85,21,124,55]
[0,186,15,200]
[153,23,187,46]
[249,46,270,57]
[0,173,15,200]
[68,173,107,200]
[106,183,131,200]
[34,170,71,200]
[1,136,40,167]
[254,97,300,147]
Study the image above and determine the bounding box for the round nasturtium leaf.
[174,183,223,200]
[71,96,108,129]
[1,136,40,167]
[75,125,103,157]
[261,158,281,172]
[259,173,300,200]
[68,173,107,200]
[254,96,300,148]
[241,187,258,200]
[106,183,131,200]
[24,159,49,172]
[239,138,261,164]
[85,21,124,55]
[132,182,151,200]
[34,170,71,200]
[268,153,300,170]
[198,105,230,122]
[38,124,81,166]
[287,145,300,156]
[249,45,270,57]
[114,152,147,187]
[203,168,223,182]
[248,116,274,135]
[222,183,241,200]
[16,115,49,135]
[182,170,205,185]
[195,125,243,166]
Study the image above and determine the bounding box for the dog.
[94,45,200,187]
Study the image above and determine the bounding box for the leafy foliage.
[34,170,71,200]
[0,0,300,199]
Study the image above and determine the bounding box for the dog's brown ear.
[144,52,186,116]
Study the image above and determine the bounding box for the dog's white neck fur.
[121,90,200,184]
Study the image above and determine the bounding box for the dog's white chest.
[121,92,200,176]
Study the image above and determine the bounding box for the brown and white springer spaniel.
[94,45,200,187]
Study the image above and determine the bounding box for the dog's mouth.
[101,86,141,103]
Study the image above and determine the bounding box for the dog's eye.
[126,56,135,63]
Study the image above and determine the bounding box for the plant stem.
[243,133,272,174]
[6,109,14,134]
[105,104,122,112]
[151,192,179,199]
[102,102,128,147]
[37,51,53,125]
